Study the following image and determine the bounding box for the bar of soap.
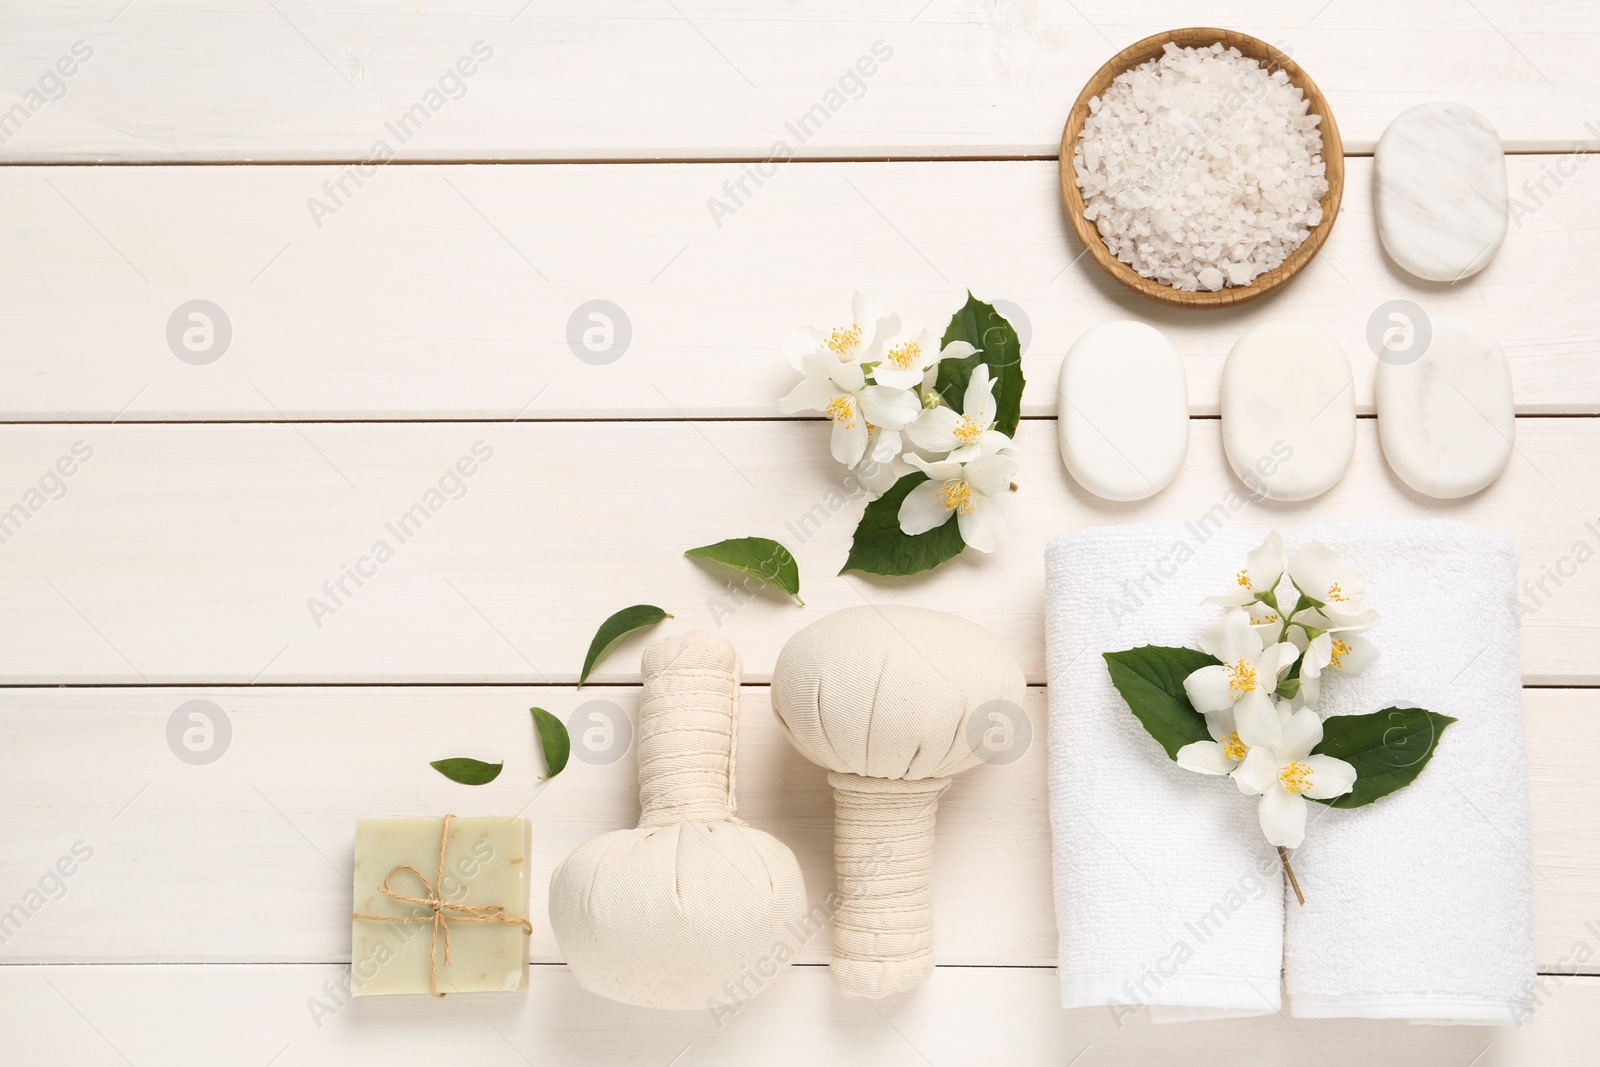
[1376,315,1513,498]
[352,816,530,996]
[1221,322,1354,502]
[1057,320,1188,501]
[1375,102,1507,282]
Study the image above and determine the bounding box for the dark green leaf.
[1103,645,1221,760]
[580,604,673,687]
[839,472,966,577]
[933,292,1026,436]
[1310,707,1457,809]
[429,757,503,786]
[530,706,571,780]
[685,537,803,604]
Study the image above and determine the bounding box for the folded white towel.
[1045,522,1285,1022]
[1280,520,1535,1025]
[1044,519,1536,1026]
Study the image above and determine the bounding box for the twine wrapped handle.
[351,813,533,997]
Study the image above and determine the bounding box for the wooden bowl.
[1058,28,1344,309]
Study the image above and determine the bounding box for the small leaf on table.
[1103,645,1221,759]
[430,757,504,786]
[1310,706,1458,808]
[839,472,966,577]
[934,292,1026,436]
[685,537,804,604]
[580,604,673,687]
[530,706,571,780]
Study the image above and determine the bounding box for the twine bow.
[351,814,532,997]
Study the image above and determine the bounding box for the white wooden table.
[2,3,1597,1063]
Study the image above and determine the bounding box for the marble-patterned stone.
[1376,314,1514,499]
[1056,320,1188,502]
[1221,321,1354,502]
[1375,102,1508,282]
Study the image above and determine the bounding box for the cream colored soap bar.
[351,816,531,996]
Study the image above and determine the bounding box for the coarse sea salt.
[1074,43,1329,292]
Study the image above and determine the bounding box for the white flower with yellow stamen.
[1292,608,1380,706]
[778,352,920,467]
[871,328,976,390]
[781,292,900,370]
[896,451,1016,552]
[1245,600,1287,645]
[904,365,1015,462]
[1231,701,1357,848]
[1182,608,1300,750]
[1175,705,1254,776]
[1288,541,1368,624]
[1205,531,1286,608]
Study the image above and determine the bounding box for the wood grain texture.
[0,687,1593,975]
[0,157,1593,421]
[0,419,1594,685]
[10,963,1599,1066]
[1060,27,1345,308]
[0,1,1597,162]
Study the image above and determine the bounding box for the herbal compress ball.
[549,632,808,1009]
[771,605,1026,998]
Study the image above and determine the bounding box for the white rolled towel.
[1045,522,1285,1022]
[1044,519,1535,1025]
[1280,520,1534,1024]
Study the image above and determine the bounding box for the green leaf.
[839,472,966,577]
[530,706,571,781]
[1309,706,1458,809]
[933,292,1026,436]
[685,537,803,604]
[1103,646,1221,760]
[429,757,504,786]
[580,604,673,687]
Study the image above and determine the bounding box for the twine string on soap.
[351,813,533,997]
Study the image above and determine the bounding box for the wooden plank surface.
[1,1,1598,163]
[0,157,1596,421]
[12,965,1600,1066]
[0,686,1593,975]
[0,418,1594,686]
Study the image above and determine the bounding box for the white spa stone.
[1056,320,1189,501]
[1221,321,1354,502]
[1375,102,1508,282]
[1376,315,1513,499]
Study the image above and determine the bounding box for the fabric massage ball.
[548,631,808,1009]
[770,605,1026,998]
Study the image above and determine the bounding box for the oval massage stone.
[1376,315,1513,499]
[1375,102,1508,282]
[1056,321,1189,501]
[1221,321,1355,502]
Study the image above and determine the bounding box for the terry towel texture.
[1044,519,1534,1025]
